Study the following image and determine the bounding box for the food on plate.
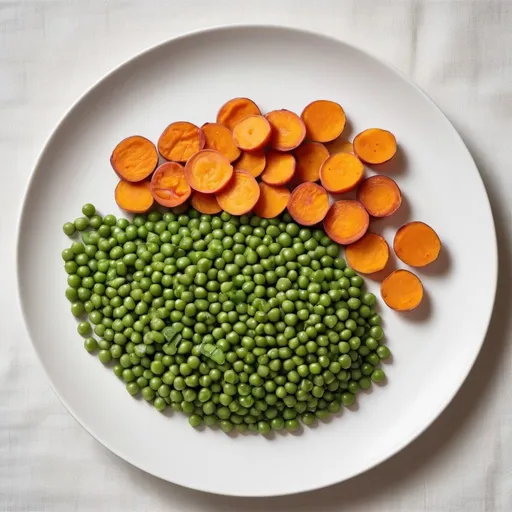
[345,233,390,274]
[114,180,154,212]
[190,191,222,214]
[294,142,329,183]
[357,175,402,217]
[158,121,205,162]
[393,221,441,267]
[265,109,306,151]
[233,150,266,177]
[184,150,233,193]
[215,170,260,215]
[301,100,346,142]
[150,162,191,207]
[287,182,329,226]
[110,136,159,182]
[201,122,241,162]
[260,151,296,186]
[323,200,370,245]
[381,269,424,311]
[217,97,261,130]
[232,115,272,151]
[319,153,365,194]
[252,182,290,218]
[353,128,397,164]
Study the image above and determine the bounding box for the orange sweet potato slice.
[357,175,402,217]
[110,136,159,182]
[261,151,296,186]
[185,150,233,194]
[287,182,329,226]
[353,128,397,164]
[301,100,346,142]
[345,233,390,274]
[234,150,266,177]
[158,121,205,162]
[115,180,154,213]
[232,115,272,151]
[326,139,354,155]
[201,122,241,162]
[217,97,261,131]
[265,110,306,151]
[393,221,441,267]
[252,182,291,219]
[215,170,260,216]
[149,162,191,208]
[319,153,365,194]
[294,142,329,183]
[381,269,424,311]
[190,191,222,214]
[323,200,369,245]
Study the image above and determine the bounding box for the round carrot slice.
[201,123,241,162]
[234,150,266,178]
[393,221,441,267]
[287,182,329,226]
[110,136,158,182]
[253,182,291,219]
[217,97,261,131]
[232,115,271,151]
[265,110,306,151]
[353,128,397,164]
[345,233,390,274]
[261,151,296,186]
[357,175,402,217]
[326,139,353,154]
[115,180,154,213]
[381,269,423,311]
[185,150,233,194]
[320,153,365,194]
[215,170,260,216]
[158,121,205,162]
[191,191,222,215]
[301,100,346,142]
[149,162,191,207]
[323,200,369,245]
[294,142,329,183]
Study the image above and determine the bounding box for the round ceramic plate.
[17,26,497,497]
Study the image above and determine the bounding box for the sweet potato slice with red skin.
[265,110,306,151]
[353,128,397,164]
[150,162,191,208]
[253,182,291,219]
[294,142,329,183]
[234,150,266,177]
[158,121,205,162]
[217,97,261,131]
[110,136,158,182]
[215,170,260,216]
[381,269,424,311]
[232,115,272,151]
[185,150,233,194]
[323,200,369,245]
[261,151,296,186]
[320,153,365,194]
[301,100,346,142]
[357,175,402,217]
[201,122,240,162]
[345,233,390,274]
[393,221,441,267]
[115,180,154,213]
[287,182,329,226]
[190,191,222,214]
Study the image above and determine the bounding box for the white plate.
[17,26,497,497]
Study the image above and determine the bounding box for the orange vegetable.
[114,180,154,213]
[149,162,191,208]
[301,100,346,142]
[253,182,291,219]
[261,151,296,186]
[232,115,271,151]
[265,109,306,151]
[190,191,222,214]
[185,150,233,194]
[287,182,329,226]
[353,128,397,164]
[217,97,261,131]
[323,200,369,245]
[393,221,441,267]
[381,269,424,311]
[357,175,402,217]
[201,123,241,162]
[345,233,389,274]
[233,150,266,177]
[110,136,159,182]
[216,170,260,216]
[294,142,329,182]
[158,121,205,162]
[319,153,364,194]
[326,139,354,154]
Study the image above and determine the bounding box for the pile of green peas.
[62,203,390,434]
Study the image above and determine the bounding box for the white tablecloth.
[2,1,511,510]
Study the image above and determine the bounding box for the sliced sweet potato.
[265,110,306,151]
[323,200,369,245]
[202,123,241,162]
[261,151,296,186]
[381,269,423,311]
[115,180,154,213]
[253,182,291,219]
[158,121,205,162]
[232,115,271,151]
[357,175,402,217]
[345,233,389,274]
[150,162,191,207]
[294,142,329,183]
[217,97,261,131]
[234,150,266,177]
[353,128,397,164]
[393,221,441,267]
[319,153,364,194]
[326,139,354,155]
[301,100,346,142]
[110,136,159,182]
[287,182,329,226]
[216,170,260,216]
[185,150,233,194]
[190,191,222,214]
